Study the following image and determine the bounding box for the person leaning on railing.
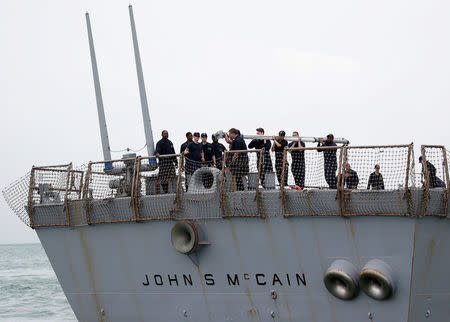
[419,156,446,188]
[155,130,178,194]
[225,128,249,191]
[367,164,385,190]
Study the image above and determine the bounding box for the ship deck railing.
[2,144,450,228]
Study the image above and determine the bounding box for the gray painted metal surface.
[36,216,450,322]
[33,180,450,321]
[85,13,112,162]
[128,5,155,157]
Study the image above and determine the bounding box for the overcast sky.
[1,0,450,244]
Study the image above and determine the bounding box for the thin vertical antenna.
[128,4,155,157]
[85,12,113,167]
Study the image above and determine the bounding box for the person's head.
[186,132,193,142]
[279,130,286,139]
[212,134,218,143]
[292,131,299,137]
[256,127,264,135]
[201,133,208,143]
[161,130,168,139]
[326,134,334,143]
[193,132,200,143]
[419,156,423,164]
[344,162,351,171]
[228,128,239,139]
[374,164,380,173]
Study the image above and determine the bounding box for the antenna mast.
[85,12,112,165]
[128,5,155,157]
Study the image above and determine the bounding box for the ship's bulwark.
[36,216,450,322]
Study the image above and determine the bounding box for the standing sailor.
[317,134,338,189]
[248,127,273,187]
[184,132,202,190]
[180,132,193,190]
[343,162,359,189]
[180,132,193,153]
[211,134,226,170]
[288,131,305,189]
[200,133,215,167]
[225,128,249,191]
[272,131,288,186]
[367,164,385,190]
[155,130,177,193]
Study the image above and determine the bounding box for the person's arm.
[272,136,281,148]
[271,140,277,152]
[201,149,205,162]
[354,173,359,189]
[380,174,385,190]
[224,133,233,145]
[248,139,256,149]
[155,142,161,157]
[232,153,238,163]
[288,142,296,154]
[212,154,216,167]
[317,138,323,152]
[184,146,190,155]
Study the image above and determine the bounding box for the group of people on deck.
[154,128,446,192]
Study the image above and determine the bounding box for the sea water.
[0,244,76,321]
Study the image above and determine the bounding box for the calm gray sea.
[0,244,76,321]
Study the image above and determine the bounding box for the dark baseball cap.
[201,133,208,138]
[279,130,286,136]
[193,132,200,137]
[374,164,380,169]
[327,134,334,138]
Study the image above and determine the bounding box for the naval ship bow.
[3,6,450,322]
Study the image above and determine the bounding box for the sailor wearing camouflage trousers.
[317,134,337,189]
[272,131,289,186]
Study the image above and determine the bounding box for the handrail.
[17,143,450,228]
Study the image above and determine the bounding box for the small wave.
[0,244,76,321]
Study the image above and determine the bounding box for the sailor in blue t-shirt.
[184,132,202,176]
[180,132,193,153]
[200,133,216,167]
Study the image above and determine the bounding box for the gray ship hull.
[4,144,449,321]
[36,214,449,322]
